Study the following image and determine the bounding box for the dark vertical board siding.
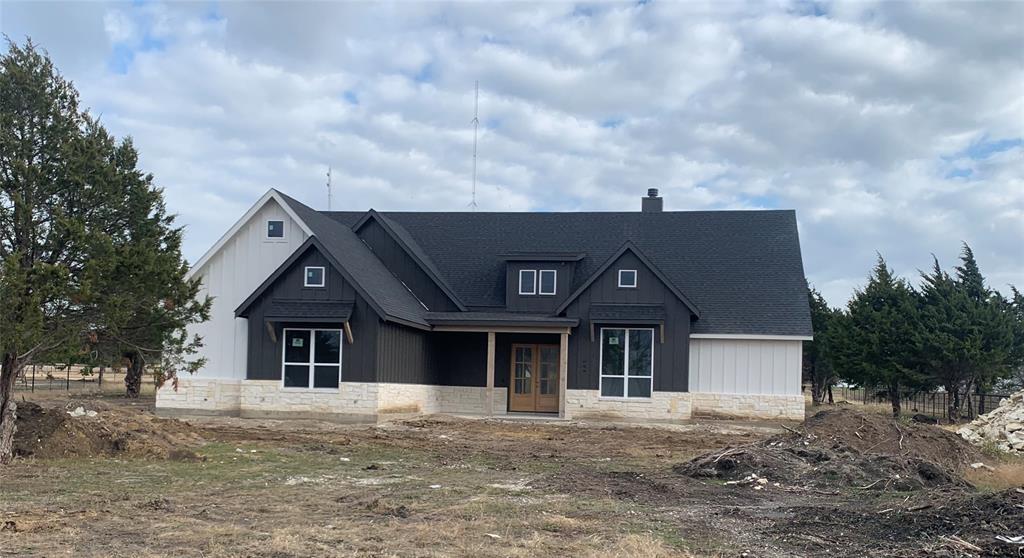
[244,245,379,383]
[376,327,494,387]
[434,332,488,386]
[357,219,459,312]
[504,261,575,313]
[344,297,379,383]
[562,251,692,392]
[376,321,437,384]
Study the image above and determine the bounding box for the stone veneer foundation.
[564,389,804,421]
[158,379,804,422]
[156,377,508,422]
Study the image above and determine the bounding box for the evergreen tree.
[0,39,208,462]
[918,245,1016,421]
[803,284,839,405]
[831,255,928,417]
[86,136,210,397]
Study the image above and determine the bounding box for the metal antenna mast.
[470,81,479,209]
[326,166,332,211]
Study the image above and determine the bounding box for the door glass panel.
[627,329,653,376]
[538,347,558,395]
[284,364,310,388]
[284,330,310,363]
[314,330,341,363]
[601,329,625,376]
[514,347,533,395]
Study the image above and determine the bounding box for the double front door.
[509,344,559,413]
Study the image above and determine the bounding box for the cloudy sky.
[2,1,1021,306]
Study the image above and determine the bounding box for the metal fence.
[14,364,123,392]
[833,385,1010,421]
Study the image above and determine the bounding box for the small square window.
[618,269,637,288]
[304,266,325,287]
[518,269,537,295]
[267,220,285,239]
[538,270,557,295]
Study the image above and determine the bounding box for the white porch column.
[486,331,496,416]
[558,331,569,417]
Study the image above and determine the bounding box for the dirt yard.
[1,393,1022,557]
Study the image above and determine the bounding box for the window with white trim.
[538,269,557,295]
[282,329,342,389]
[266,220,285,239]
[304,266,325,287]
[618,269,637,288]
[518,269,537,295]
[599,328,653,398]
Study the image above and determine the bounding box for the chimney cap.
[647,188,660,198]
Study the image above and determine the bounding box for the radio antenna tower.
[470,81,479,209]
[326,166,332,211]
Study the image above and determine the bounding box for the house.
[156,188,812,422]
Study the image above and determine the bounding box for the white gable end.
[187,191,313,379]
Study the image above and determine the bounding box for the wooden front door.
[509,344,560,413]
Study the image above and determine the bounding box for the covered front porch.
[426,313,578,417]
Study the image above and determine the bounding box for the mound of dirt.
[13,401,204,460]
[676,408,985,491]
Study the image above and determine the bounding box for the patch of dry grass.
[964,458,1024,491]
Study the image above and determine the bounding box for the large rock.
[958,389,1024,455]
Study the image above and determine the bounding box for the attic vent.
[642,189,663,213]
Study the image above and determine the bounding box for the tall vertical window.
[282,328,342,389]
[538,270,557,295]
[518,269,537,295]
[267,220,285,239]
[599,328,653,398]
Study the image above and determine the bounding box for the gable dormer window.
[538,269,557,295]
[518,269,537,295]
[267,220,285,239]
[304,266,325,287]
[618,269,637,288]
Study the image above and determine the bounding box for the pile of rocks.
[958,390,1024,454]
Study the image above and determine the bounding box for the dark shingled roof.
[326,209,812,336]
[589,304,666,323]
[265,301,353,320]
[276,192,430,327]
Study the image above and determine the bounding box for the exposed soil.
[676,408,984,491]
[12,400,203,460]
[3,396,1023,558]
[782,488,1024,557]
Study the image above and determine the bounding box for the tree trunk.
[124,352,143,399]
[827,385,834,405]
[98,366,105,388]
[811,376,824,406]
[948,385,961,424]
[0,352,21,465]
[889,383,902,418]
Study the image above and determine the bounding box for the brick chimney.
[641,188,663,212]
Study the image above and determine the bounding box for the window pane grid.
[599,328,653,398]
[282,328,342,389]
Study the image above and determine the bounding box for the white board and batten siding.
[688,338,803,396]
[187,197,310,379]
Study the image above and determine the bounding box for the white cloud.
[1,0,1021,307]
